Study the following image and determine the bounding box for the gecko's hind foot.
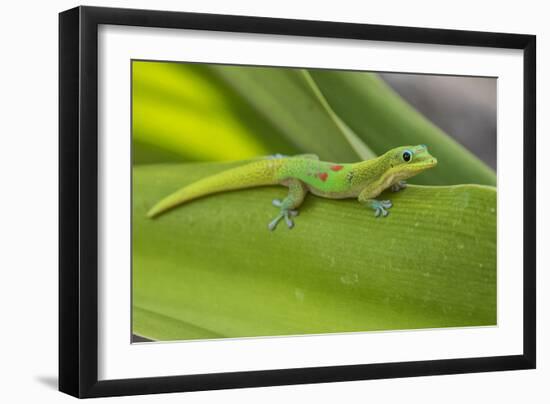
[369,199,392,217]
[273,199,299,214]
[391,180,407,192]
[268,208,299,231]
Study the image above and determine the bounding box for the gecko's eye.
[402,150,413,162]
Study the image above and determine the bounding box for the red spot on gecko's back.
[317,172,328,181]
[330,165,344,171]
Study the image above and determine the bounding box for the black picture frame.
[59,5,536,398]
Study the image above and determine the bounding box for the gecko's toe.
[374,207,389,217]
[370,199,392,218]
[272,199,283,207]
[268,214,283,231]
[269,208,299,231]
[284,214,295,229]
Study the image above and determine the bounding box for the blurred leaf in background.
[132,61,300,163]
[131,60,497,341]
[309,70,496,185]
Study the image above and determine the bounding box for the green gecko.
[147,145,437,231]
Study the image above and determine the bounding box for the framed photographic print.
[59,6,536,398]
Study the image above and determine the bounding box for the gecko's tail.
[146,159,284,219]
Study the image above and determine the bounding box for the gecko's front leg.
[363,199,393,217]
[358,186,393,217]
[268,179,308,231]
[391,180,407,192]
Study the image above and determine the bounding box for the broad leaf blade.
[133,162,496,341]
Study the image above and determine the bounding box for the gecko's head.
[384,145,438,180]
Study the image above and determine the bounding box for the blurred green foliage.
[132,61,497,341]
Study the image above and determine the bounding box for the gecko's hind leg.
[268,180,307,231]
[267,153,319,160]
[267,153,287,159]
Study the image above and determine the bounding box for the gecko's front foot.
[269,199,299,231]
[368,199,392,217]
[391,180,407,192]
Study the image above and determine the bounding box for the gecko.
[147,145,438,231]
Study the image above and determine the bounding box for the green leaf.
[308,70,497,186]
[133,162,496,341]
[206,65,374,162]
[301,70,375,160]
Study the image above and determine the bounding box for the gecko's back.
[276,158,355,195]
